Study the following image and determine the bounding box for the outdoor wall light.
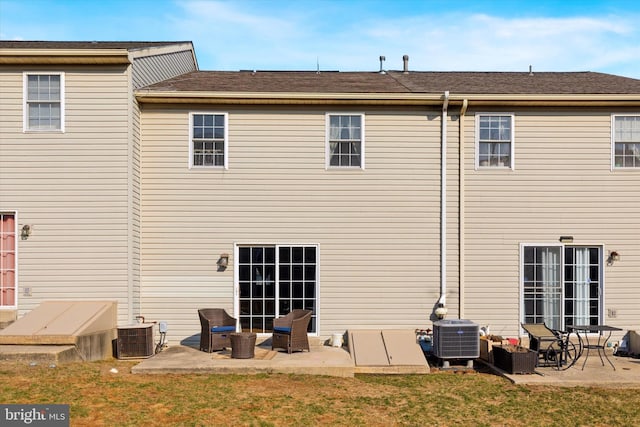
[217,253,230,269]
[21,224,32,240]
[559,236,574,243]
[607,251,620,266]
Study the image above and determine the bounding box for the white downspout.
[437,91,449,318]
[459,99,468,319]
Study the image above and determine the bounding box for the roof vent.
[403,55,409,73]
[379,55,386,74]
[529,65,534,76]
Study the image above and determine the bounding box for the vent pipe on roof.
[529,65,534,76]
[403,55,409,73]
[379,55,386,74]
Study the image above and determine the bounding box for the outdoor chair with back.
[198,308,237,352]
[521,322,579,370]
[271,309,312,354]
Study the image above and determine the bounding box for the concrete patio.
[131,337,357,377]
[493,352,640,387]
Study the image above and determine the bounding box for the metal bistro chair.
[198,308,237,352]
[521,323,579,370]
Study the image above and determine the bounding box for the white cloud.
[171,3,640,77]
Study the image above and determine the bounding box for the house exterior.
[0,41,198,329]
[2,41,639,345]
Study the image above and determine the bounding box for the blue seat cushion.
[273,326,291,334]
[211,326,235,333]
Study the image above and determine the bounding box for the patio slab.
[131,337,356,377]
[488,353,640,387]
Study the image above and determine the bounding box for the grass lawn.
[1,360,639,426]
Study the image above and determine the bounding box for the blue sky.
[1,0,640,78]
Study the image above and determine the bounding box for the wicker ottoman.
[230,332,257,359]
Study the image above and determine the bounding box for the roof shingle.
[141,70,640,95]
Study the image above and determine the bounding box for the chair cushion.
[273,326,291,334]
[211,326,235,333]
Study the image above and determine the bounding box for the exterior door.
[237,244,317,333]
[0,213,17,308]
[522,244,602,330]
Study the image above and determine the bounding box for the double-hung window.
[521,244,603,331]
[476,114,514,169]
[190,112,228,169]
[612,115,640,168]
[24,72,64,132]
[326,113,364,169]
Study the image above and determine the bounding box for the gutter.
[437,91,449,317]
[0,49,131,65]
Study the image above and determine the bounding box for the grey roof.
[141,70,640,95]
[0,41,191,50]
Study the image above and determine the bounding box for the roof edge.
[0,48,131,65]
[135,90,640,106]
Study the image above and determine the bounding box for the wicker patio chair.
[271,309,312,354]
[198,308,237,352]
[521,323,578,370]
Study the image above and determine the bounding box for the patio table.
[230,332,257,359]
[567,325,622,371]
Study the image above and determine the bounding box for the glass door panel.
[238,245,317,333]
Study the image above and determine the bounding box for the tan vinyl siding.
[463,108,640,338]
[132,50,196,89]
[0,65,132,322]
[141,105,444,342]
[129,94,142,320]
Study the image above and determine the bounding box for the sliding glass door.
[522,245,602,330]
[237,245,317,334]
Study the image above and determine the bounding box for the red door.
[0,214,16,307]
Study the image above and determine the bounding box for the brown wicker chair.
[198,308,237,352]
[271,309,312,353]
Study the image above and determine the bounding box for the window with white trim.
[476,114,513,168]
[326,113,364,168]
[613,115,640,168]
[189,113,228,169]
[24,72,64,131]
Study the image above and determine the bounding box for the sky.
[1,0,640,78]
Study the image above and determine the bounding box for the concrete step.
[0,321,15,330]
[0,345,82,364]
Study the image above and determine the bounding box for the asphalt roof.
[0,41,191,50]
[389,71,640,95]
[141,70,640,95]
[143,71,411,93]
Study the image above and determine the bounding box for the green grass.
[1,361,639,426]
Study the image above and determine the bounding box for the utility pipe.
[438,91,449,313]
[458,99,468,319]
